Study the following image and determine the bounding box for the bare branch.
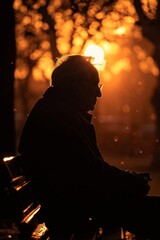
[133,0,149,24]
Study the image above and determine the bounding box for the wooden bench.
[0,155,49,240]
[0,156,135,240]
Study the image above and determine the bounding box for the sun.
[83,44,105,70]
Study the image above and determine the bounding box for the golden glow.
[84,43,105,70]
[14,62,29,80]
[56,38,70,54]
[22,204,41,224]
[139,56,159,76]
[111,58,131,74]
[133,45,146,60]
[30,50,42,60]
[141,0,158,19]
[114,26,126,35]
[13,0,158,160]
[3,156,14,162]
[16,37,29,51]
[14,0,158,84]
[32,68,43,81]
[32,222,48,239]
[32,52,54,81]
[22,16,32,25]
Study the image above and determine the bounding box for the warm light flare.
[3,156,14,162]
[84,44,105,70]
[114,26,126,35]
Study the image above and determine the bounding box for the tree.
[14,0,160,164]
[134,0,160,166]
[0,0,16,159]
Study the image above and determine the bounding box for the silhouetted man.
[19,55,159,239]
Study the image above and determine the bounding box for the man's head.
[51,54,102,111]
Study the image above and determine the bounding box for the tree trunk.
[0,0,16,159]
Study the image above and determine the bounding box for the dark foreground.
[0,155,159,240]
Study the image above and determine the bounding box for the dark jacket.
[18,86,144,231]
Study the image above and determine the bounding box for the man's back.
[18,55,158,240]
[18,87,118,231]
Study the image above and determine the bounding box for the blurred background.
[1,0,160,195]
